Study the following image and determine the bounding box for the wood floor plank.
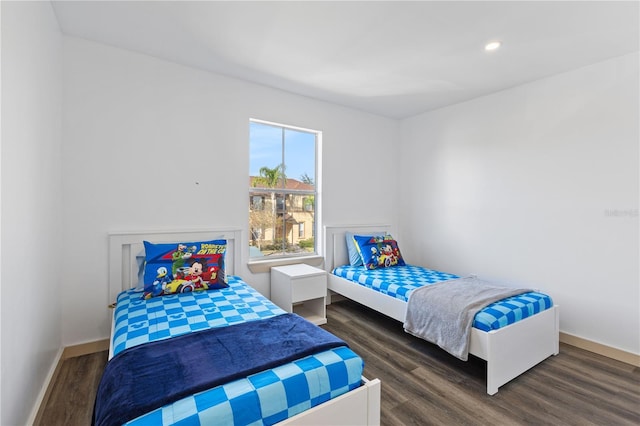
[36,351,107,426]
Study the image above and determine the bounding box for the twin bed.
[102,229,380,426]
[99,225,558,425]
[324,225,559,396]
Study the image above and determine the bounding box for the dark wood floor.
[37,299,639,425]
[35,348,107,426]
[324,299,640,426]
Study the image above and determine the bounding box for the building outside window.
[249,120,319,258]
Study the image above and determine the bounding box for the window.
[249,120,319,259]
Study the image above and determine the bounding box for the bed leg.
[486,364,499,395]
[366,378,381,425]
[553,306,560,356]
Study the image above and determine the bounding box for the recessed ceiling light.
[485,41,501,51]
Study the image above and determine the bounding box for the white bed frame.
[324,225,559,395]
[108,228,381,426]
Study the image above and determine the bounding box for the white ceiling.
[51,0,639,119]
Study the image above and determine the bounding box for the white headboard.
[108,229,242,304]
[323,225,393,272]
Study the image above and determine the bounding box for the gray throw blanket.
[403,277,531,361]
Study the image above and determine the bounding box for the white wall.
[399,53,639,355]
[1,1,63,424]
[61,36,399,346]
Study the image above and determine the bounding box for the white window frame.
[247,119,323,272]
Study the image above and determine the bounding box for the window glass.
[249,120,318,258]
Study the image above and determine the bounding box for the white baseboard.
[28,347,64,426]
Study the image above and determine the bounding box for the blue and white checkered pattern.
[473,292,553,331]
[333,265,459,301]
[125,346,363,426]
[112,276,364,425]
[112,276,286,356]
[333,265,553,331]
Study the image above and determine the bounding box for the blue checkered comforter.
[112,276,286,356]
[111,276,364,425]
[332,265,553,331]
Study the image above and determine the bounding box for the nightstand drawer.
[291,275,327,303]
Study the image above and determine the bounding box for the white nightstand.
[271,264,327,325]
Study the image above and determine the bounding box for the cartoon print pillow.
[353,234,406,270]
[142,239,228,299]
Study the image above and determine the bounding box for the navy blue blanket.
[93,313,347,426]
